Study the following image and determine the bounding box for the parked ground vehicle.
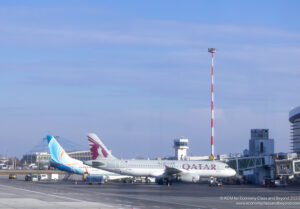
[25,174,39,182]
[0,164,8,169]
[209,179,223,187]
[50,174,59,180]
[25,174,32,181]
[31,174,39,181]
[262,177,287,187]
[38,174,48,180]
[9,174,17,179]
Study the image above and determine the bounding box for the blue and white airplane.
[47,135,129,181]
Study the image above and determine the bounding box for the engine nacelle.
[179,174,200,183]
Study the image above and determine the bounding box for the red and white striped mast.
[208,48,216,160]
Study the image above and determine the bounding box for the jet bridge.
[226,156,275,184]
[227,156,273,171]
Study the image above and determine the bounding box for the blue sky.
[1,1,300,158]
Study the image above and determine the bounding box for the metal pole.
[208,48,216,160]
[211,52,214,159]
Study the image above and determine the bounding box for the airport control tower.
[174,137,189,160]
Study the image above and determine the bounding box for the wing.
[163,166,183,176]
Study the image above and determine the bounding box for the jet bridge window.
[295,162,300,172]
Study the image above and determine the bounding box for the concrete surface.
[1,176,300,209]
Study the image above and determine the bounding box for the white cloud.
[1,18,300,48]
[0,13,299,158]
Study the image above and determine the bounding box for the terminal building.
[20,137,92,168]
[248,129,274,156]
[228,129,275,184]
[274,106,300,180]
[170,130,276,184]
[289,106,300,154]
[20,150,91,168]
[234,107,300,185]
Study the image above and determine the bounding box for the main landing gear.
[157,178,173,186]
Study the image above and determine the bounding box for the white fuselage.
[89,159,236,178]
[51,159,130,180]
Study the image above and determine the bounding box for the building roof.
[289,106,300,123]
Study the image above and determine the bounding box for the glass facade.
[20,150,91,164]
[69,151,91,161]
[251,129,269,140]
[174,142,188,147]
[295,161,300,172]
[291,118,300,154]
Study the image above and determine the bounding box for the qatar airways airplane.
[84,133,236,185]
[47,135,129,181]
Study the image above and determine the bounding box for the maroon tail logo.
[88,136,108,160]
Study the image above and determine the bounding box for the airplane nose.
[231,169,237,176]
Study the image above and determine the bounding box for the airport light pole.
[208,48,216,160]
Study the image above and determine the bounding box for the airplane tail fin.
[47,135,74,164]
[87,133,116,160]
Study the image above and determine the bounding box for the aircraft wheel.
[158,179,164,185]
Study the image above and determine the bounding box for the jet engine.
[179,174,200,183]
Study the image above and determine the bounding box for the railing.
[0,169,65,175]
